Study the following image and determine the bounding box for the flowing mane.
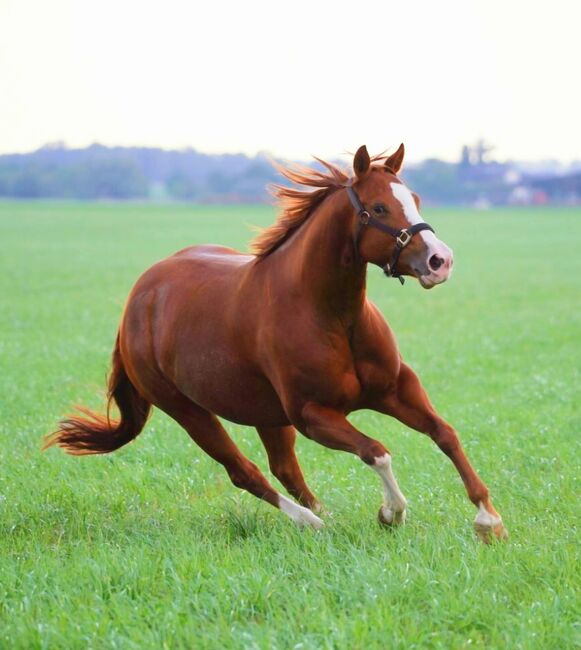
[250,158,349,257]
[251,154,390,257]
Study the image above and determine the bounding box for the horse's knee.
[469,483,490,506]
[228,467,250,489]
[270,463,296,487]
[227,461,262,491]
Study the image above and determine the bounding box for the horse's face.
[352,144,453,289]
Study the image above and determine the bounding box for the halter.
[346,185,435,285]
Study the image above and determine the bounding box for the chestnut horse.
[45,144,507,542]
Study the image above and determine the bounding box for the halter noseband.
[346,185,435,285]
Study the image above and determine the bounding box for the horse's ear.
[353,145,370,179]
[384,143,405,174]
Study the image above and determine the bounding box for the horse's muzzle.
[417,242,454,289]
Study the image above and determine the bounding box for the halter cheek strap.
[346,186,435,285]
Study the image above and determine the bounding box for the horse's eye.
[373,204,386,215]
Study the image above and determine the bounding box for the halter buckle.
[359,210,371,225]
[396,229,412,248]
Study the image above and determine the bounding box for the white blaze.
[390,181,439,247]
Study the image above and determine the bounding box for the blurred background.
[1,0,579,206]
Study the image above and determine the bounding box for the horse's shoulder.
[352,300,400,392]
[358,299,393,336]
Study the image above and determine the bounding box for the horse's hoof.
[309,501,323,515]
[474,507,508,543]
[378,505,406,526]
[294,509,324,530]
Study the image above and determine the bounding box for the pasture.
[0,201,579,649]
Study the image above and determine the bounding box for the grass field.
[1,201,580,649]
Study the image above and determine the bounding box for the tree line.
[0,143,279,202]
[0,142,548,205]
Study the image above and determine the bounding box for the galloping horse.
[45,144,507,542]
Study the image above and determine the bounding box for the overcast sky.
[1,0,579,162]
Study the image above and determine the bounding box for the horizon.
[2,140,580,169]
[1,0,579,163]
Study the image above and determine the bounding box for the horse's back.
[174,244,253,267]
[127,244,252,297]
[122,242,255,360]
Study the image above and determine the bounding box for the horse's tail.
[43,334,151,455]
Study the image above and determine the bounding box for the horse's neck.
[273,189,367,319]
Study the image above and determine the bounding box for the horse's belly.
[175,354,290,427]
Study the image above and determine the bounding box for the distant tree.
[404,159,467,204]
[167,171,199,200]
[77,157,148,199]
[11,172,44,198]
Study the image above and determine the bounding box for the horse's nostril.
[429,254,444,272]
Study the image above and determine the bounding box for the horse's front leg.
[295,403,408,526]
[377,363,508,543]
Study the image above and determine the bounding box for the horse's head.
[350,144,453,289]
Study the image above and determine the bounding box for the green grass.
[0,201,580,649]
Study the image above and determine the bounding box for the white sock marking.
[371,453,407,519]
[278,494,324,529]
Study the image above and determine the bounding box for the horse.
[44,144,507,542]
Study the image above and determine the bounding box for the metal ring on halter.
[396,229,412,248]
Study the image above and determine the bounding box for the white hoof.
[474,502,508,543]
[310,501,323,515]
[378,505,406,526]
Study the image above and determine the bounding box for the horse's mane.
[251,153,387,258]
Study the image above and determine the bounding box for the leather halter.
[346,185,435,285]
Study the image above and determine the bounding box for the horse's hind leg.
[156,393,323,529]
[256,425,321,512]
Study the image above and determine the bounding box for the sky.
[0,0,579,163]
